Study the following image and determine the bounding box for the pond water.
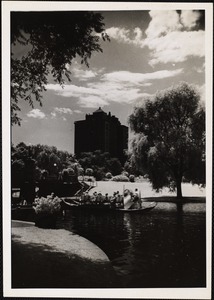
[57,202,206,288]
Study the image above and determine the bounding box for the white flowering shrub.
[129,174,135,182]
[105,172,112,179]
[111,175,129,182]
[33,196,61,216]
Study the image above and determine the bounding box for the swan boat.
[60,197,157,213]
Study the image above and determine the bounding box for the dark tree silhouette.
[78,150,122,180]
[12,142,77,184]
[11,11,109,125]
[129,82,205,199]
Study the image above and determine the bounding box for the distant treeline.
[11,143,129,185]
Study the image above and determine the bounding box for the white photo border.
[2,1,213,299]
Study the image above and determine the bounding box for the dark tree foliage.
[129,82,205,199]
[106,157,122,176]
[11,143,77,185]
[78,150,122,179]
[11,11,109,125]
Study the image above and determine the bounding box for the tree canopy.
[78,150,123,180]
[11,11,109,125]
[129,82,205,198]
[11,142,77,185]
[11,144,123,184]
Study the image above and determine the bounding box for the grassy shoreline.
[12,220,119,288]
[88,180,205,198]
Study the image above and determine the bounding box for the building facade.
[74,108,128,164]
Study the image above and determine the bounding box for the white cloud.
[88,81,143,104]
[51,112,57,118]
[180,10,201,29]
[145,10,204,65]
[72,67,97,81]
[102,69,183,84]
[196,83,205,104]
[106,27,131,43]
[146,10,182,39]
[73,110,82,114]
[47,84,94,97]
[146,30,205,66]
[65,61,104,82]
[106,10,205,66]
[46,68,183,107]
[106,26,144,47]
[194,62,205,74]
[79,96,109,108]
[46,82,142,106]
[53,107,73,115]
[27,109,46,119]
[50,107,73,119]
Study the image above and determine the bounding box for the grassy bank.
[12,221,119,288]
[88,180,205,199]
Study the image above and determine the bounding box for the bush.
[33,195,61,216]
[85,168,93,176]
[105,172,112,179]
[111,174,129,182]
[78,167,84,176]
[67,168,75,176]
[95,169,106,180]
[107,158,122,175]
[122,171,129,177]
[129,174,135,182]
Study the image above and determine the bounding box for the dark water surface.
[57,202,206,288]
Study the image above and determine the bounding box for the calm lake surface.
[57,202,206,288]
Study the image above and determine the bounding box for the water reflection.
[57,203,206,288]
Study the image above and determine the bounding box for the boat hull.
[61,199,157,213]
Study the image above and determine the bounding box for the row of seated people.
[79,189,141,209]
[79,191,124,208]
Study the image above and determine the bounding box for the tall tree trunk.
[176,178,183,200]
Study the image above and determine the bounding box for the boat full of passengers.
[60,189,157,213]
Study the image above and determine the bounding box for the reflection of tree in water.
[172,204,206,287]
[117,207,205,288]
[58,205,206,288]
[123,213,141,246]
[119,213,159,286]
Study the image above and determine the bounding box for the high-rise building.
[74,108,128,163]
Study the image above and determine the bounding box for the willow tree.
[11,11,109,125]
[129,82,205,199]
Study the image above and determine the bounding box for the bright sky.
[12,9,205,154]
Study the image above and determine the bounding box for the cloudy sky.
[12,9,205,153]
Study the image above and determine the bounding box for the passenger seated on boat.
[135,188,142,208]
[116,191,123,208]
[99,193,106,204]
[84,192,91,204]
[110,192,117,208]
[81,192,90,205]
[104,193,110,205]
[91,191,98,204]
[120,196,124,208]
[96,192,103,204]
[130,188,141,209]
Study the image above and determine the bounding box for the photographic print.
[2,1,212,299]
